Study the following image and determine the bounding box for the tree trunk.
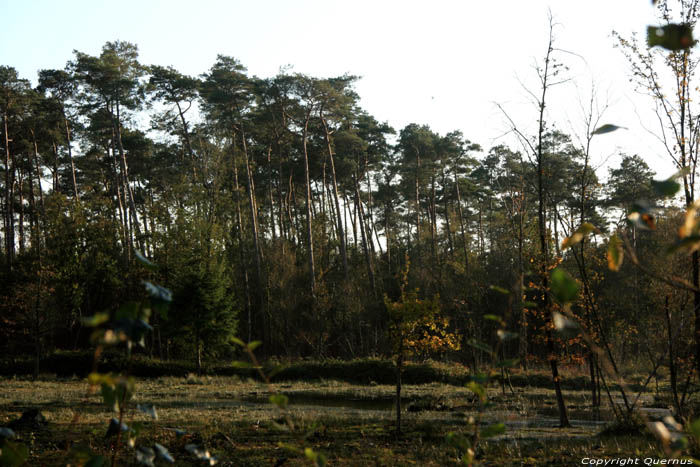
[320,115,349,280]
[301,110,316,297]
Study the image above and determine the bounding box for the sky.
[0,0,679,178]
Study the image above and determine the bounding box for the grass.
[0,374,668,466]
[1,352,628,390]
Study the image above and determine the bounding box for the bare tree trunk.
[321,115,349,280]
[354,172,377,298]
[536,24,570,428]
[301,110,316,297]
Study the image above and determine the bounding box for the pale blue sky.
[1,0,674,176]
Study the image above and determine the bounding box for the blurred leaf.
[496,330,518,341]
[101,383,118,412]
[143,282,172,303]
[304,447,327,467]
[628,211,656,230]
[466,381,486,401]
[247,340,262,351]
[269,394,289,410]
[105,418,129,438]
[648,421,671,442]
[562,222,596,250]
[648,23,696,50]
[134,250,159,271]
[489,285,509,295]
[466,338,492,355]
[652,178,680,198]
[81,312,110,328]
[592,124,626,135]
[481,422,506,438]
[230,337,246,347]
[154,443,175,463]
[550,268,579,304]
[114,318,153,346]
[0,441,28,467]
[231,361,254,369]
[607,235,624,271]
[137,403,158,420]
[185,444,216,464]
[0,428,16,441]
[553,312,580,331]
[522,301,538,309]
[135,446,156,467]
[483,314,502,323]
[679,199,700,239]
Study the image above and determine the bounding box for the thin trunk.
[113,103,142,251]
[320,115,349,280]
[301,110,316,297]
[536,29,570,428]
[3,108,14,266]
[61,110,79,201]
[355,172,377,298]
[454,173,469,274]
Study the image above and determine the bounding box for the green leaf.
[247,340,262,352]
[591,124,626,135]
[522,301,538,309]
[483,314,502,323]
[269,394,289,409]
[481,422,506,438]
[550,268,579,304]
[466,338,492,355]
[648,23,696,50]
[0,441,28,467]
[489,285,510,295]
[230,337,246,347]
[304,447,327,467]
[607,234,624,271]
[134,250,159,271]
[466,381,486,400]
[81,312,110,328]
[231,361,254,369]
[652,178,681,198]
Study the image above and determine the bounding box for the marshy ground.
[0,370,673,466]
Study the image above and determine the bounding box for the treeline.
[0,41,689,376]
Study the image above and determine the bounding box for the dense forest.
[5,1,700,464]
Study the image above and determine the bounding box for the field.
[0,366,672,466]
